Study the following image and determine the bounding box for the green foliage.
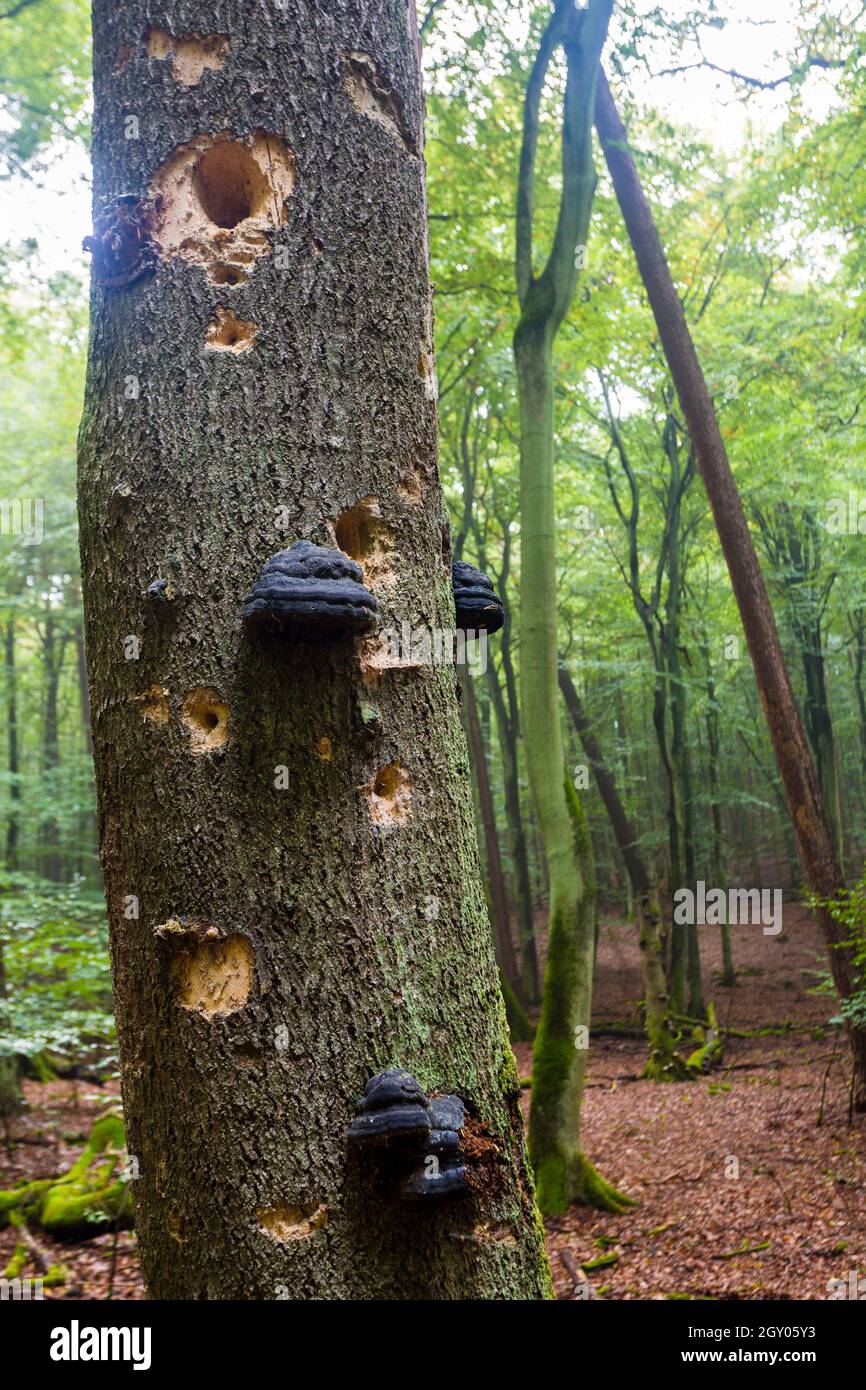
[0,0,91,177]
[806,872,866,1029]
[0,874,114,1061]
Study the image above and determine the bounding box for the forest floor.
[1,901,863,1299]
[515,900,866,1300]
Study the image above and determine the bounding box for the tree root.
[643,1047,692,1082]
[535,1148,637,1216]
[3,1219,69,1286]
[570,1151,637,1214]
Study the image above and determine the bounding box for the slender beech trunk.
[4,622,19,872]
[74,614,99,877]
[514,0,629,1215]
[487,651,539,1001]
[704,653,735,985]
[463,676,522,997]
[668,659,703,1016]
[595,71,866,1106]
[78,0,551,1299]
[558,665,686,1079]
[801,632,843,865]
[850,608,866,815]
[613,689,635,919]
[39,614,62,882]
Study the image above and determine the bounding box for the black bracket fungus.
[348,1071,468,1202]
[83,194,157,289]
[347,1068,430,1146]
[242,540,379,639]
[451,561,505,635]
[403,1095,467,1201]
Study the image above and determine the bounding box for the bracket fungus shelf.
[348,1069,468,1202]
[451,561,505,635]
[242,540,379,640]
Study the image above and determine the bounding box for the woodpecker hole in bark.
[192,142,267,228]
[146,26,229,86]
[364,761,412,825]
[334,497,395,590]
[344,52,416,153]
[204,306,257,353]
[149,132,294,285]
[182,687,229,753]
[397,461,426,506]
[136,683,169,723]
[175,932,254,1017]
[257,1201,329,1242]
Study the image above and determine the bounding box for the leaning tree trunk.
[595,70,866,1107]
[38,615,63,883]
[78,0,551,1300]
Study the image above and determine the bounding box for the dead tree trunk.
[78,0,551,1298]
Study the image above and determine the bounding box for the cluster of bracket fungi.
[347,1068,467,1201]
[242,539,379,638]
[451,560,505,634]
[241,540,504,643]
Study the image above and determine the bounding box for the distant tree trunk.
[78,0,551,1299]
[74,616,99,878]
[597,389,698,1017]
[849,608,866,819]
[659,428,702,1016]
[596,70,866,1107]
[487,647,539,1001]
[612,689,635,919]
[558,665,686,1079]
[38,614,63,882]
[704,649,735,985]
[514,0,629,1216]
[463,676,521,996]
[4,622,19,872]
[754,504,843,865]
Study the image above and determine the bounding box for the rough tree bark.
[78,0,551,1299]
[514,0,630,1215]
[595,70,866,1106]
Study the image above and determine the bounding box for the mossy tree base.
[535,1147,636,1217]
[643,1046,692,1082]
